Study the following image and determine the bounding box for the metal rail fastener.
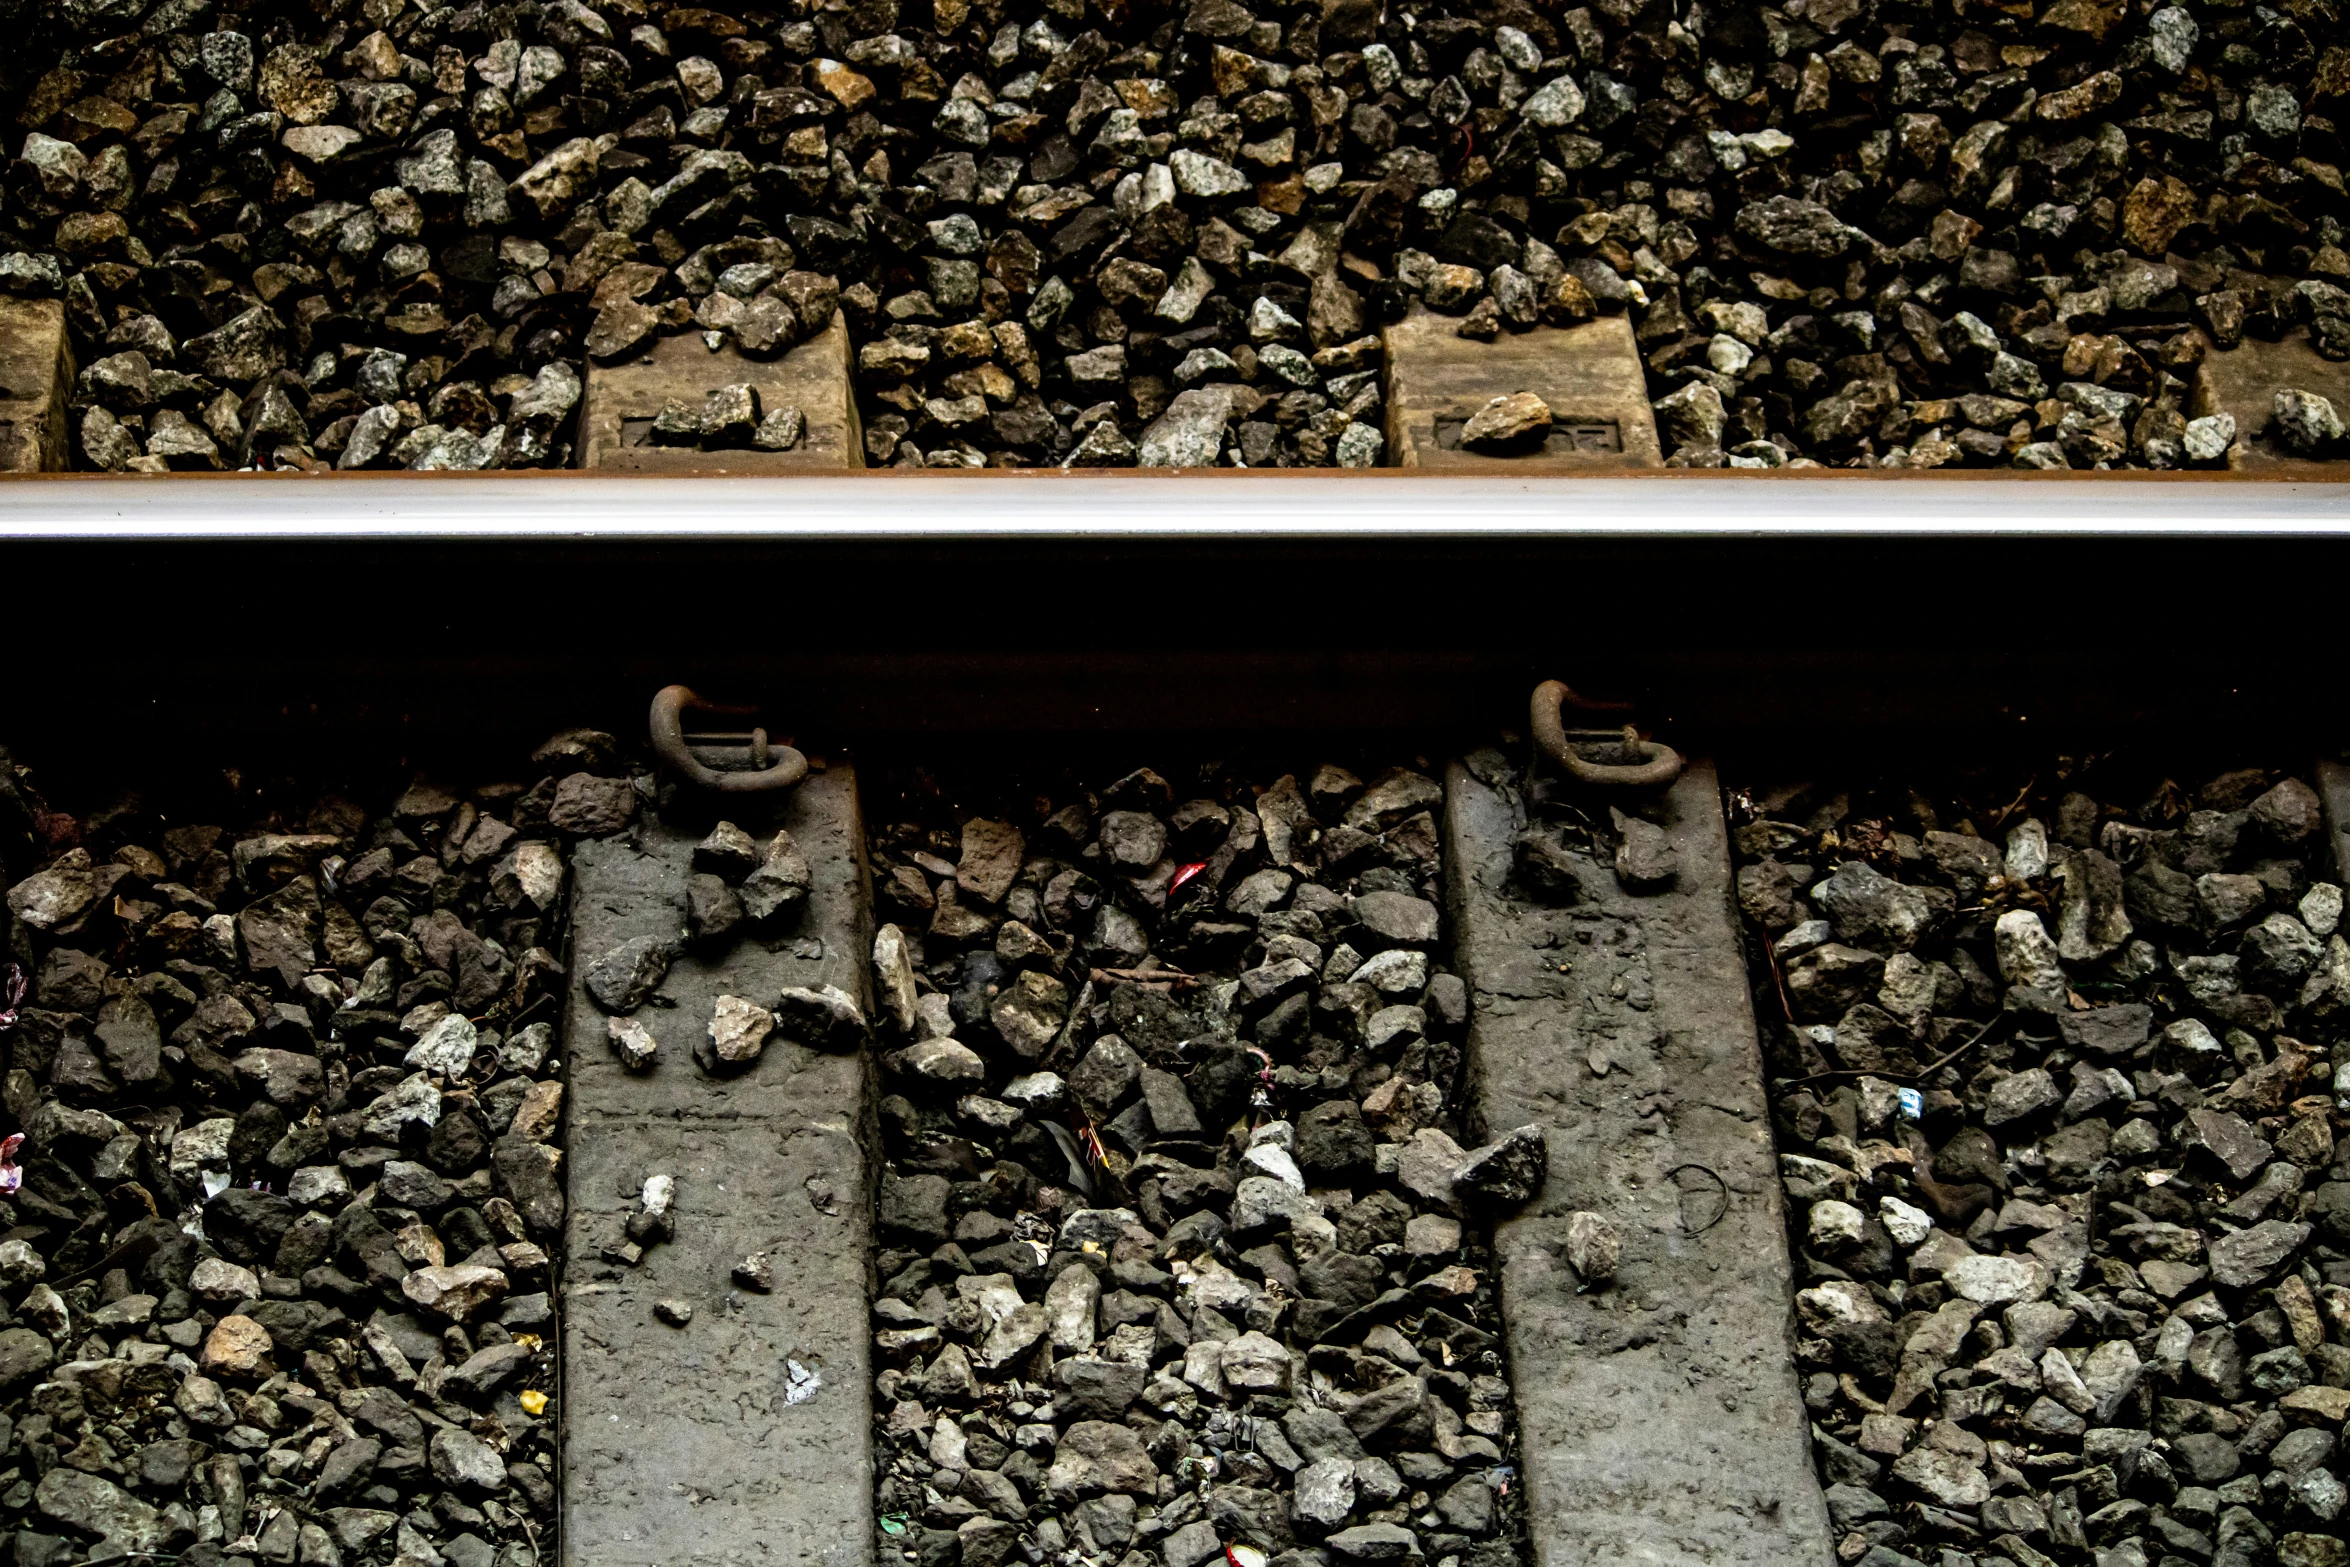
[648,684,808,793]
[1531,678,1685,790]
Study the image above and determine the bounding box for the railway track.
[10,679,2338,1567]
[2,0,2345,1552]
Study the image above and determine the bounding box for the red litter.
[1169,861,1209,895]
[0,1133,23,1195]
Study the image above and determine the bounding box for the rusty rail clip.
[1531,678,1684,790]
[648,685,808,793]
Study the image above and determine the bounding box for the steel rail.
[0,469,2344,539]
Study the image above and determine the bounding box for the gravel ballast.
[1732,759,2349,1567]
[0,732,633,1567]
[862,755,1535,1567]
[13,0,2348,472]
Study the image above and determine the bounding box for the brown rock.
[2034,70,2121,121]
[200,1315,274,1377]
[811,59,874,109]
[586,300,658,361]
[2122,176,2200,258]
[510,1080,564,1142]
[591,264,666,311]
[510,136,609,222]
[1460,391,1553,450]
[2037,0,2126,42]
[548,773,636,834]
[708,994,774,1065]
[258,46,339,124]
[957,818,1025,904]
[1542,273,1596,324]
[2317,47,2350,104]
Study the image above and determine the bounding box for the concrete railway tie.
[558,764,877,1567]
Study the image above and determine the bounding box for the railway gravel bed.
[862,754,1536,1567]
[12,0,2350,473]
[0,734,602,1567]
[1729,758,2350,1567]
[15,691,2350,1567]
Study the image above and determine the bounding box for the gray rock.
[2208,1220,2311,1287]
[1071,1035,1144,1111]
[1295,1456,1357,1528]
[1814,861,1935,951]
[1336,422,1385,468]
[1992,910,2066,991]
[1169,149,1248,197]
[879,1172,952,1243]
[1989,352,2047,402]
[2183,412,2235,461]
[184,305,285,383]
[773,983,866,1051]
[1563,1209,1623,1283]
[0,1327,55,1389]
[1325,1522,1424,1560]
[2273,389,2343,455]
[1051,1354,1145,1418]
[2251,777,2322,844]
[199,29,255,92]
[740,830,810,920]
[2056,1003,2152,1058]
[585,935,672,1013]
[1521,74,1585,127]
[2079,1339,2142,1422]
[889,1037,987,1084]
[2055,848,2131,960]
[1436,1475,1495,1534]
[34,1470,168,1550]
[7,852,98,930]
[1890,1445,1989,1506]
[1735,196,1850,256]
[1353,890,1439,946]
[1139,387,1233,467]
[401,1263,508,1322]
[1045,1420,1158,1500]
[1983,1068,2061,1126]
[1159,1519,1223,1567]
[428,1427,507,1492]
[1454,1125,1548,1205]
[549,773,637,833]
[1613,809,1677,889]
[2184,1108,2273,1181]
